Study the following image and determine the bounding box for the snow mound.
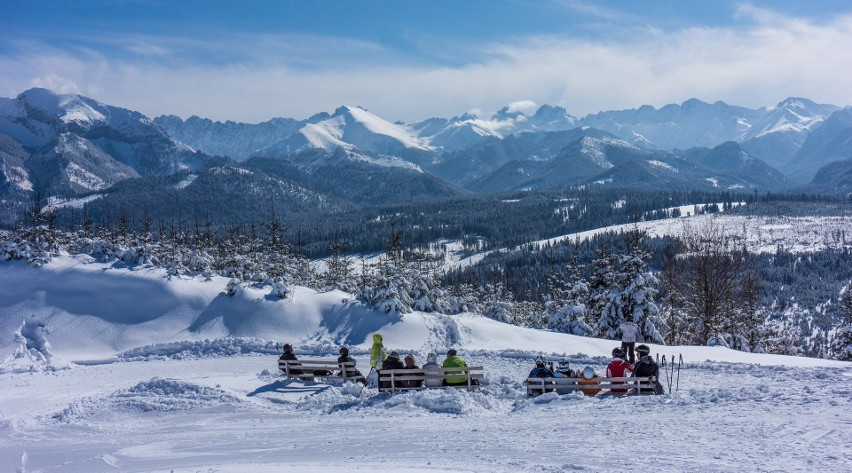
[117,337,280,361]
[54,378,242,422]
[376,387,500,415]
[0,318,70,374]
[294,384,500,416]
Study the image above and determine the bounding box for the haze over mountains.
[1,87,850,226]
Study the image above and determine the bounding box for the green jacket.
[370,333,386,368]
[442,355,468,384]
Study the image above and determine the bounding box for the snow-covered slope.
[3,255,847,366]
[0,255,849,472]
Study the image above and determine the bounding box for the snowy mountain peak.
[256,104,432,157]
[745,97,840,140]
[18,88,108,126]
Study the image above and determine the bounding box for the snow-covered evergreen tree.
[359,259,413,313]
[762,318,803,356]
[829,281,852,360]
[617,230,664,343]
[481,281,515,324]
[588,246,618,338]
[408,268,451,313]
[323,230,357,292]
[546,256,592,336]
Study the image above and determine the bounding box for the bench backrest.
[525,376,657,394]
[378,366,484,393]
[279,359,362,381]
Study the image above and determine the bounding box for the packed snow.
[0,255,850,472]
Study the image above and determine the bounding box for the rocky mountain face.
[784,108,852,183]
[154,115,305,161]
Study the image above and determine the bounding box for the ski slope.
[0,256,850,472]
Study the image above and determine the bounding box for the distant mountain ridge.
[155,97,844,180]
[1,87,850,227]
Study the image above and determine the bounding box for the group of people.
[527,343,662,396]
[370,333,472,389]
[278,332,473,389]
[279,343,368,386]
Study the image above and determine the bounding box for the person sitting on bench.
[401,354,423,388]
[632,344,663,395]
[279,343,304,375]
[337,346,367,386]
[380,351,405,389]
[442,348,471,386]
[527,355,555,395]
[422,352,443,388]
[578,366,601,396]
[606,347,633,394]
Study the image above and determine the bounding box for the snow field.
[1,253,851,471]
[1,352,849,472]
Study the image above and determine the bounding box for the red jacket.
[606,358,633,393]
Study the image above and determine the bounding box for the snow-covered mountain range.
[155,94,848,186]
[1,87,851,228]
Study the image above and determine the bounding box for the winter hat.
[582,366,595,379]
[339,346,349,356]
[612,347,624,358]
[636,344,651,356]
[427,352,437,363]
[388,351,400,359]
[404,354,415,364]
[535,355,546,367]
[447,348,457,356]
[283,343,292,353]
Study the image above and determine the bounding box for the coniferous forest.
[3,189,851,360]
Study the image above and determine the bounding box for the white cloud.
[1,7,851,122]
[506,100,537,115]
[29,73,80,94]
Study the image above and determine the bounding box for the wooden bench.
[279,359,364,383]
[525,376,660,396]
[378,366,485,393]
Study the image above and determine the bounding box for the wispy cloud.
[1,6,850,122]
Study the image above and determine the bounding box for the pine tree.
[762,318,803,356]
[588,246,618,338]
[546,253,592,336]
[324,228,356,292]
[617,229,663,343]
[829,281,852,360]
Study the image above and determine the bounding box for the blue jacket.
[528,366,554,378]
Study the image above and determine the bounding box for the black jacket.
[337,355,362,379]
[380,358,405,388]
[633,355,662,394]
[279,352,303,374]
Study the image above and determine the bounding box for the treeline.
[35,188,768,258]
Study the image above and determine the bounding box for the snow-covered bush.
[225,278,240,296]
[271,279,290,299]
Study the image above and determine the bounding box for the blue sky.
[2,0,851,122]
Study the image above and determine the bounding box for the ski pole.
[670,355,675,393]
[676,354,682,392]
